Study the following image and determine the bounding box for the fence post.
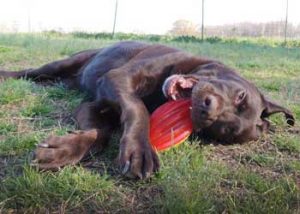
[27,1,31,32]
[201,0,205,41]
[284,0,289,44]
[112,0,118,39]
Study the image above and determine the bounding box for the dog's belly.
[80,41,149,97]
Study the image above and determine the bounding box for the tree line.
[169,20,300,38]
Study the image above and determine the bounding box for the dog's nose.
[195,94,220,121]
[191,92,222,129]
[203,96,212,108]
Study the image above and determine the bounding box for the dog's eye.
[238,91,246,100]
[234,90,247,106]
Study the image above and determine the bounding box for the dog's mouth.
[162,75,223,131]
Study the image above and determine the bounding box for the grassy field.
[0,33,299,213]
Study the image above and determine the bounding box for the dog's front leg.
[98,73,160,179]
[118,95,159,179]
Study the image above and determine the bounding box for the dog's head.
[163,63,295,143]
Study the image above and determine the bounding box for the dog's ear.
[162,75,198,100]
[261,98,295,126]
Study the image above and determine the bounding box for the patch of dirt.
[0,135,6,142]
[48,99,75,124]
[81,154,120,177]
[287,127,300,135]
[206,136,300,181]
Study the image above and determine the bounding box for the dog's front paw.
[118,137,160,179]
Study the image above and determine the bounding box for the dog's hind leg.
[0,49,100,87]
[33,101,119,170]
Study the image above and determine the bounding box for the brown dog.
[0,41,295,179]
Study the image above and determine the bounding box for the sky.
[0,0,299,34]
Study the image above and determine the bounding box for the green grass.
[0,166,119,212]
[0,33,299,213]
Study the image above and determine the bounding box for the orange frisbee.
[150,99,193,151]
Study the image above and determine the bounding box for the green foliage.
[154,143,300,213]
[249,154,276,167]
[0,166,117,212]
[155,144,228,213]
[0,133,42,155]
[45,84,85,110]
[70,31,300,47]
[273,134,300,153]
[0,45,12,53]
[20,95,53,117]
[225,170,299,213]
[0,79,33,104]
[0,123,17,135]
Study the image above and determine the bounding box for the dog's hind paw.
[32,129,104,171]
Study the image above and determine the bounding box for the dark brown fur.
[0,41,294,179]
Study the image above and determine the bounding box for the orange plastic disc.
[150,99,193,151]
